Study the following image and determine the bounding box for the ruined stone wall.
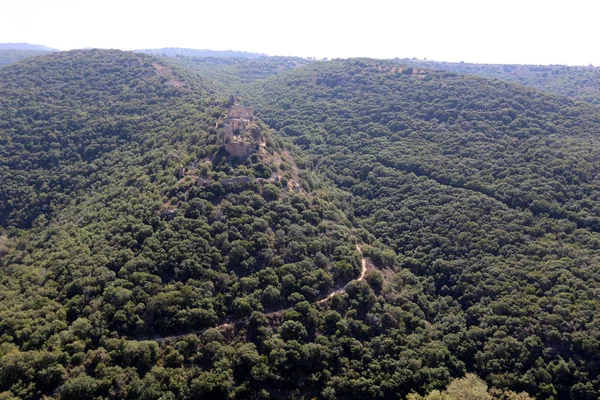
[196,177,212,187]
[224,140,256,158]
[222,105,261,158]
[223,123,235,137]
[229,105,253,120]
[231,119,247,131]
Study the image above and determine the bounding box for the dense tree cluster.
[0,50,384,399]
[2,51,600,399]
[0,49,217,229]
[245,59,600,398]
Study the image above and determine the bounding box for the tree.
[279,320,308,342]
[59,374,98,400]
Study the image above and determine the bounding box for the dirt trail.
[149,243,368,343]
[317,243,366,304]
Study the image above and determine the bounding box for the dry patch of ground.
[152,62,186,88]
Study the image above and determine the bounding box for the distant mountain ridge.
[4,44,600,104]
[0,42,58,51]
[138,47,267,59]
[0,44,58,67]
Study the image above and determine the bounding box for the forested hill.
[2,50,600,399]
[0,50,369,399]
[0,49,215,229]
[248,59,600,231]
[400,59,600,104]
[244,58,600,398]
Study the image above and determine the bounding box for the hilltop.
[0,50,368,399]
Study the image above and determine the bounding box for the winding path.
[148,243,368,343]
[317,243,367,304]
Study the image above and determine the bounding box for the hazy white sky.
[1,0,598,65]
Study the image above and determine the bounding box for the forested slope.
[167,55,314,93]
[244,59,600,399]
[401,59,600,104]
[2,51,600,399]
[0,49,55,67]
[0,49,218,229]
[0,51,439,400]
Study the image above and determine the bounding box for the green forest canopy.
[400,58,600,105]
[1,50,600,399]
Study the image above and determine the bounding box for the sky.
[1,0,599,66]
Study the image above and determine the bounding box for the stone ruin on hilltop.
[223,104,262,158]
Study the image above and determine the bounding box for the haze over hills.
[0,43,59,51]
[3,43,600,104]
[138,47,600,105]
[137,47,267,59]
[0,43,59,67]
[1,47,600,399]
[166,55,315,92]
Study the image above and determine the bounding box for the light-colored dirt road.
[149,243,368,342]
[316,243,367,304]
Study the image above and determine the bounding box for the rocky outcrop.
[196,177,212,187]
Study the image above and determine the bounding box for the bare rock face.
[222,104,261,158]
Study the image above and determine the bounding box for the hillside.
[2,50,600,399]
[400,59,600,104]
[245,58,600,398]
[168,55,315,92]
[0,49,56,67]
[0,49,213,229]
[0,50,385,400]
